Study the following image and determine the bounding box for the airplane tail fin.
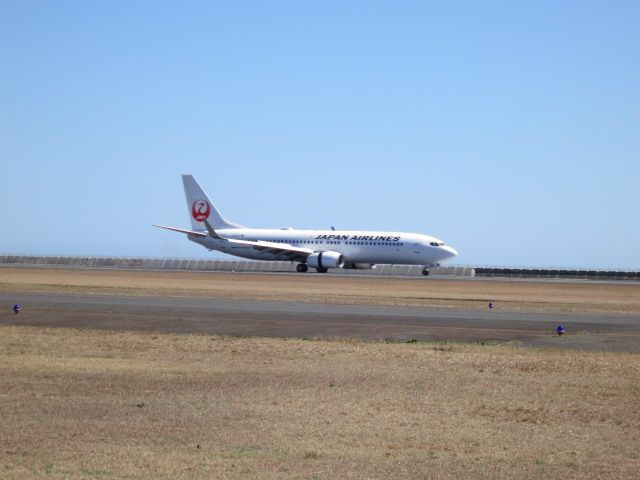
[182,174,243,230]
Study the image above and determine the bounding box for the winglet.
[203,219,223,239]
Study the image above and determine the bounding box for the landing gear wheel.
[422,268,430,276]
[296,263,308,273]
[316,267,328,273]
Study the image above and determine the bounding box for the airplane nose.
[441,245,458,259]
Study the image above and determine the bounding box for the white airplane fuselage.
[191,228,457,267]
[155,175,458,273]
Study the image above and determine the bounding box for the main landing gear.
[422,268,430,276]
[296,263,328,273]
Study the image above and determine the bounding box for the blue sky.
[1,1,638,268]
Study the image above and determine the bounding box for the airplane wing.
[199,219,312,261]
[226,238,313,261]
[154,222,313,261]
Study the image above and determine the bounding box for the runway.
[2,292,639,351]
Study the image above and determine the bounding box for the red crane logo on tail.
[191,200,211,222]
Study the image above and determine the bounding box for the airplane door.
[413,242,422,254]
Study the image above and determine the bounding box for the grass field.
[1,267,639,478]
[1,326,639,479]
[2,267,640,314]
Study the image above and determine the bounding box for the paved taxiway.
[2,292,638,351]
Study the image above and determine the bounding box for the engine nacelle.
[306,251,344,269]
[343,263,376,270]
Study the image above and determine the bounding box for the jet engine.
[343,263,376,270]
[306,251,344,269]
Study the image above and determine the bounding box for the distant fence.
[0,256,474,277]
[1,256,638,280]
[475,267,640,281]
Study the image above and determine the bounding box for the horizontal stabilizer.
[153,224,207,237]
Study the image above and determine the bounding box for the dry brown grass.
[1,325,639,479]
[2,267,640,314]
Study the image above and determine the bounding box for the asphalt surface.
[2,292,639,351]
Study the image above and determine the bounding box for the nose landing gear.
[422,263,439,276]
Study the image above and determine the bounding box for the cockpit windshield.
[429,241,445,247]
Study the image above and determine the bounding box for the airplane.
[154,175,458,275]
